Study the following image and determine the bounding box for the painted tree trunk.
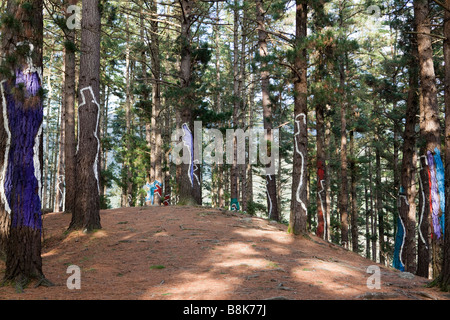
[177,0,198,206]
[395,34,419,273]
[417,148,431,277]
[70,0,101,231]
[414,0,443,277]
[316,112,326,240]
[289,0,308,234]
[1,0,46,283]
[324,119,331,241]
[150,0,163,206]
[440,0,450,291]
[2,70,44,281]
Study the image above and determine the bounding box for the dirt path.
[0,206,448,300]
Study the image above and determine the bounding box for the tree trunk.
[324,118,332,241]
[289,0,308,233]
[214,1,224,209]
[70,0,101,231]
[55,101,65,213]
[368,148,377,262]
[150,0,162,206]
[101,85,110,201]
[1,0,47,284]
[164,98,172,206]
[177,0,197,206]
[230,0,241,211]
[350,130,358,252]
[375,136,385,265]
[397,45,419,272]
[124,13,133,207]
[339,62,349,249]
[316,102,326,239]
[256,0,279,221]
[414,0,443,277]
[50,110,60,210]
[365,183,370,259]
[417,145,431,277]
[42,61,53,211]
[439,0,450,290]
[246,68,255,210]
[64,0,78,215]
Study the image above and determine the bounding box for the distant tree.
[64,0,78,215]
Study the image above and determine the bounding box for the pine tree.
[439,0,450,291]
[63,0,78,215]
[289,0,308,234]
[414,0,443,277]
[0,0,52,288]
[70,0,102,231]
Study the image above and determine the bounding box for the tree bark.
[256,0,279,221]
[214,1,224,209]
[339,62,349,249]
[123,12,133,207]
[414,0,442,277]
[350,130,358,252]
[368,148,377,262]
[375,135,385,264]
[289,0,308,233]
[439,0,450,290]
[55,100,65,213]
[177,0,197,206]
[70,0,101,231]
[316,102,326,239]
[365,182,370,259]
[42,60,53,211]
[398,44,419,272]
[417,133,431,276]
[230,0,240,211]
[64,0,78,215]
[1,0,47,284]
[150,0,162,206]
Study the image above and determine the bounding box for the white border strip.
[0,80,11,216]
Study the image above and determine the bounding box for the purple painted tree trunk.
[1,68,45,283]
[0,0,49,286]
[3,70,43,231]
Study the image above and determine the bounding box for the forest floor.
[0,206,449,300]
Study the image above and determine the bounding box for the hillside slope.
[0,206,449,300]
